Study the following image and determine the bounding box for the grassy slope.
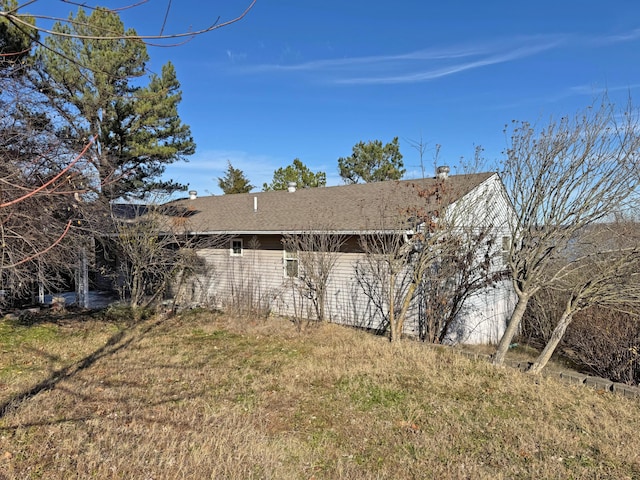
[0,310,639,479]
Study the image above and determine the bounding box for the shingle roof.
[168,172,495,234]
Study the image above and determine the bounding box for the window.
[283,248,299,278]
[230,238,243,256]
[501,236,511,265]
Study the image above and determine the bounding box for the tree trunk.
[317,285,326,322]
[389,272,399,342]
[528,305,574,374]
[493,293,530,365]
[395,280,417,339]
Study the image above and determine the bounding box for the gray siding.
[182,175,516,344]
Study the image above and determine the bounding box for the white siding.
[443,279,516,344]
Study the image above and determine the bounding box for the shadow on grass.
[0,415,95,431]
[0,313,167,419]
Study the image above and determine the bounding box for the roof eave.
[186,229,411,236]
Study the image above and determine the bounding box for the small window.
[501,236,511,265]
[230,239,243,256]
[284,248,298,278]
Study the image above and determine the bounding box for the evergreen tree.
[218,160,254,194]
[338,137,404,184]
[37,7,195,201]
[263,158,326,191]
[0,0,37,75]
[0,0,35,60]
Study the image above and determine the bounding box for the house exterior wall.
[442,174,517,343]
[186,240,514,344]
[447,278,515,344]
[182,174,516,344]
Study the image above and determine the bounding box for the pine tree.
[218,160,254,194]
[37,7,195,201]
[338,137,404,184]
[0,0,35,66]
[263,158,326,191]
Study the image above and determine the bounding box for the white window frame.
[501,235,511,265]
[230,238,243,257]
[283,248,299,278]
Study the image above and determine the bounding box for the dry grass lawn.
[0,308,639,479]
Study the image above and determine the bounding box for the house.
[167,170,516,344]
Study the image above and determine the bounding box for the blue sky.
[37,1,640,196]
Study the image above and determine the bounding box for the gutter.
[185,229,414,236]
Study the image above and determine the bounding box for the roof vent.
[287,181,297,193]
[436,166,450,180]
[188,190,197,200]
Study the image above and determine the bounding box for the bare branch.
[528,221,640,373]
[0,135,95,208]
[2,1,257,44]
[3,220,72,269]
[283,229,347,324]
[494,96,640,365]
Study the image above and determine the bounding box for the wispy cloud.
[568,83,640,96]
[588,28,640,46]
[232,27,640,86]
[486,81,640,113]
[336,42,561,85]
[244,43,501,73]
[235,35,564,85]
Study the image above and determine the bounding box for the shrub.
[563,307,640,385]
[521,288,640,385]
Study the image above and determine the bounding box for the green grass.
[336,374,407,411]
[0,311,639,479]
[0,321,60,349]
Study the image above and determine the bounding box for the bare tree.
[417,226,503,343]
[0,64,95,303]
[405,133,429,179]
[493,98,640,365]
[108,198,210,316]
[355,226,410,340]
[225,236,274,318]
[527,222,640,373]
[356,178,506,343]
[282,230,346,323]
